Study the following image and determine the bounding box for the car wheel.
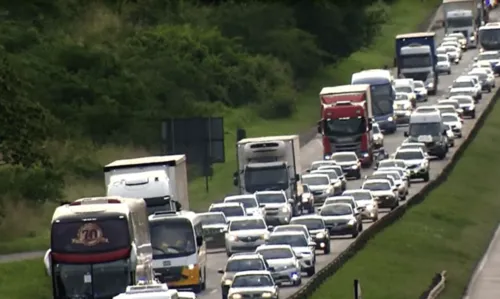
[423,173,430,182]
[471,111,476,119]
[323,244,331,254]
[294,278,302,286]
[372,214,379,222]
[448,70,451,75]
[226,251,232,257]
[401,194,406,201]
[355,170,361,180]
[352,231,359,238]
[306,266,316,277]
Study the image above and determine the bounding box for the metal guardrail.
[420,271,447,299]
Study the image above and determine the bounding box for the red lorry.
[317,84,374,166]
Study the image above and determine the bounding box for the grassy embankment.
[309,100,500,296]
[0,0,440,255]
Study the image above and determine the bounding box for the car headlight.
[427,82,434,88]
[334,180,341,187]
[316,232,325,239]
[351,165,358,169]
[325,186,333,194]
[348,219,356,226]
[422,160,428,168]
[261,234,269,240]
[262,292,273,298]
[228,235,238,241]
[224,279,233,285]
[281,206,289,213]
[366,204,374,210]
[301,196,309,203]
[388,116,393,121]
[231,294,242,299]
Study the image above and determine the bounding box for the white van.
[394,79,417,104]
[113,283,197,299]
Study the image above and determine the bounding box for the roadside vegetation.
[0,0,440,255]
[309,96,500,298]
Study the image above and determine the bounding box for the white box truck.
[233,135,302,202]
[104,155,189,212]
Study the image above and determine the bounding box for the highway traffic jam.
[40,1,500,299]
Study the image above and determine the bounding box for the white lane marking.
[210,289,217,294]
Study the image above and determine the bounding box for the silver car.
[228,271,280,299]
[256,245,302,286]
[374,170,408,200]
[266,231,316,276]
[255,191,293,225]
[342,189,379,221]
[301,174,334,206]
[225,217,269,256]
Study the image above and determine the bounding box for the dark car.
[290,216,331,254]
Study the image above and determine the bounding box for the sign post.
[354,279,362,299]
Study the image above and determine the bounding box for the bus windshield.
[53,259,130,299]
[51,218,130,254]
[150,218,196,258]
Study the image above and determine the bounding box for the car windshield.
[401,144,424,150]
[320,204,352,216]
[268,234,307,247]
[379,160,406,168]
[290,218,325,230]
[456,98,473,104]
[395,93,409,101]
[479,53,499,60]
[331,154,357,163]
[323,117,367,136]
[395,151,424,160]
[414,81,424,88]
[256,193,286,204]
[210,206,244,217]
[230,219,266,231]
[437,55,448,62]
[320,167,343,177]
[311,161,335,171]
[232,274,273,287]
[470,72,487,80]
[257,248,293,260]
[450,90,472,97]
[302,176,329,186]
[274,226,308,236]
[324,199,354,208]
[312,171,338,180]
[395,86,412,93]
[226,197,257,208]
[438,107,456,114]
[344,191,371,201]
[444,47,455,52]
[452,81,473,88]
[199,213,226,225]
[368,175,394,185]
[363,182,391,191]
[408,122,441,136]
[226,259,265,272]
[416,107,436,113]
[442,114,459,122]
[378,172,400,180]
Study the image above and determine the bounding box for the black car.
[290,216,331,254]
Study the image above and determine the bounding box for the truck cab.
[443,0,478,48]
[395,32,438,95]
[317,85,373,166]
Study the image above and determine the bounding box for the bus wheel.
[202,267,207,290]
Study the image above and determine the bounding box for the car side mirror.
[392,187,398,192]
[354,212,360,216]
[259,204,266,208]
[296,254,303,259]
[474,57,478,62]
[404,131,408,137]
[267,225,274,232]
[268,267,275,272]
[308,241,317,247]
[222,227,228,233]
[217,269,224,274]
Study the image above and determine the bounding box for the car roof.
[322,202,352,209]
[225,194,256,200]
[230,216,265,222]
[401,142,425,146]
[210,202,244,208]
[441,112,459,117]
[233,270,271,277]
[270,231,306,237]
[469,69,487,74]
[290,215,324,221]
[363,179,391,184]
[311,169,336,174]
[396,148,424,153]
[343,189,370,194]
[374,170,400,176]
[455,76,474,82]
[198,211,226,218]
[325,196,355,201]
[379,159,406,163]
[228,253,263,260]
[254,190,284,195]
[331,151,357,157]
[480,50,499,55]
[311,160,336,165]
[256,244,293,251]
[274,224,308,231]
[302,174,330,179]
[436,104,455,109]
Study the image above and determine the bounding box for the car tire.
[401,194,406,201]
[293,278,302,286]
[448,70,451,75]
[324,244,331,254]
[306,266,316,277]
[423,172,430,182]
[355,170,361,180]
[226,251,232,257]
[391,200,399,210]
[308,206,315,214]
[352,231,359,238]
[471,111,476,119]
[372,214,379,222]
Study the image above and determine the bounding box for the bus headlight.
[187,264,195,270]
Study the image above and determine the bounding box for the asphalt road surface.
[1,7,500,299]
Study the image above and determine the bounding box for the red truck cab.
[317,85,374,167]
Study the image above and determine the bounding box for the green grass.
[0,0,440,255]
[0,259,52,299]
[309,96,500,298]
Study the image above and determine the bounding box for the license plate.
[163,261,171,267]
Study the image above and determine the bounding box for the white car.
[443,123,456,147]
[436,54,451,74]
[435,104,461,117]
[472,60,493,71]
[225,217,269,256]
[224,194,265,217]
[372,123,384,148]
[396,142,427,157]
[436,47,451,60]
[374,170,408,200]
[393,148,430,182]
[311,169,343,195]
[319,203,362,238]
[330,151,362,179]
[468,69,493,92]
[361,179,399,210]
[255,191,293,225]
[342,189,379,221]
[308,160,337,172]
[413,80,428,102]
[302,174,335,206]
[437,99,463,116]
[320,195,360,214]
[414,105,439,114]
[449,95,476,118]
[266,231,316,276]
[209,202,247,223]
[255,245,302,286]
[446,32,467,49]
[394,79,417,103]
[441,112,463,138]
[441,41,462,57]
[394,93,413,123]
[471,67,495,87]
[449,76,481,100]
[441,45,460,63]
[474,50,500,70]
[228,271,280,299]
